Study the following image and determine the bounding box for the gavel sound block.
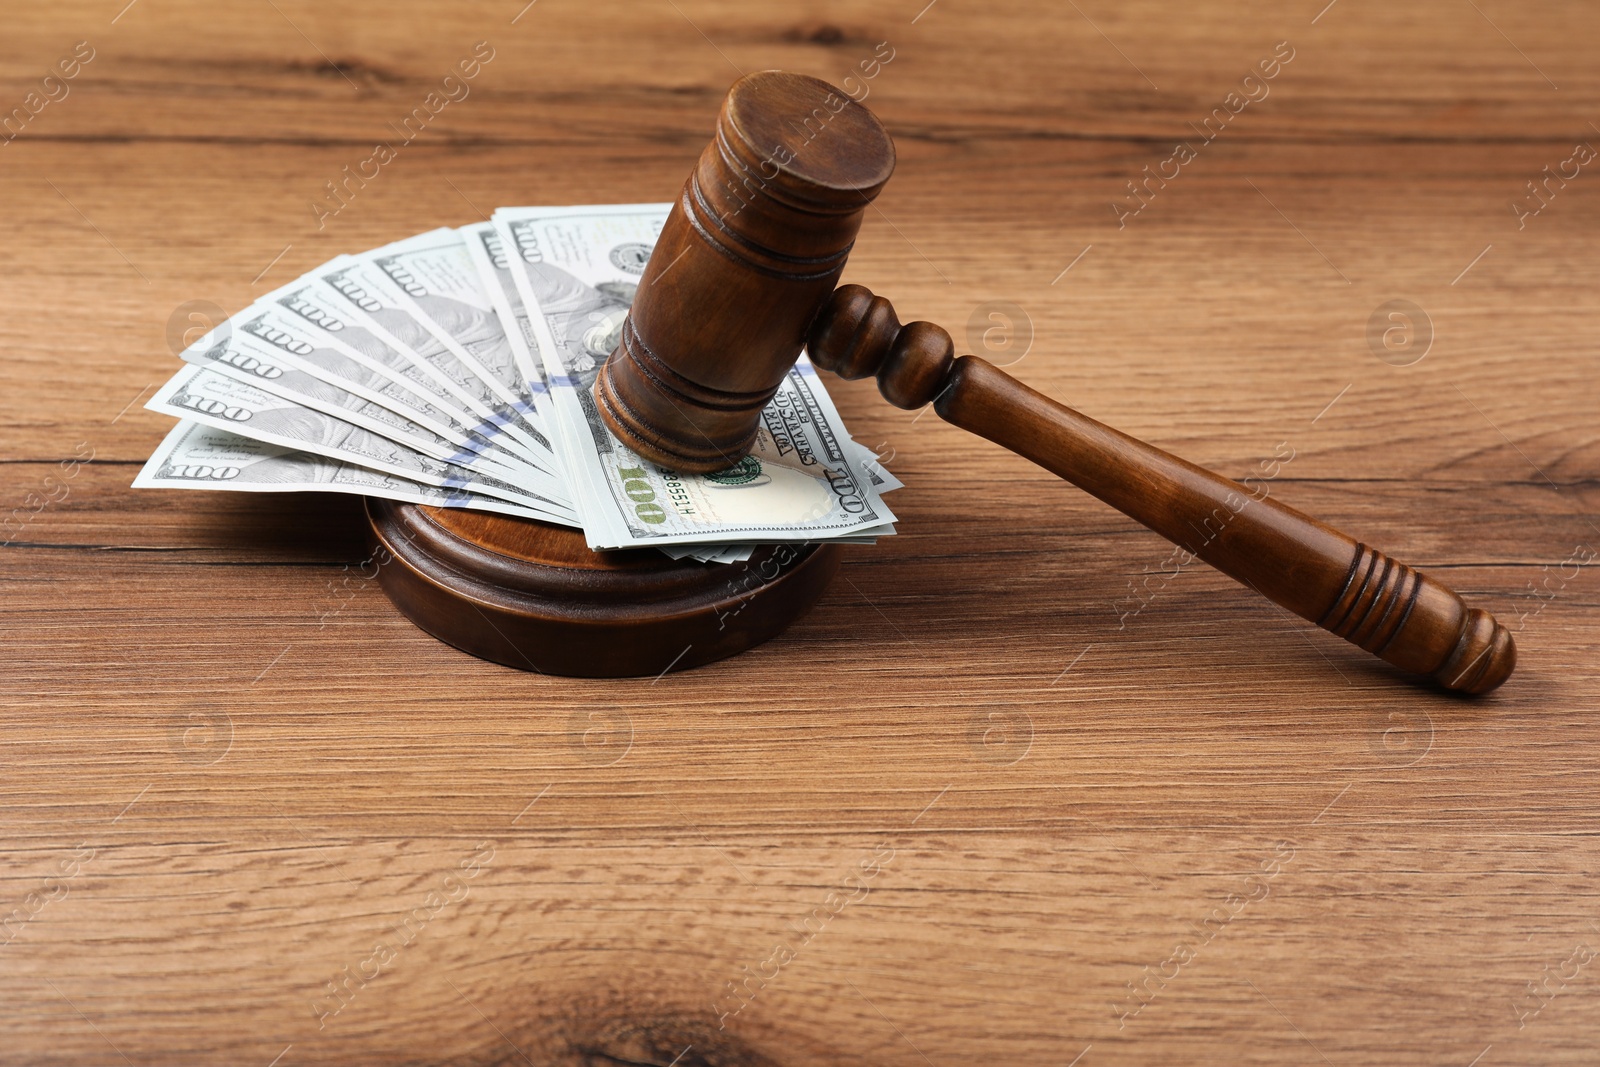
[369,69,1512,691]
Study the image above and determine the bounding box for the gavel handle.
[810,285,1516,694]
[940,356,1514,692]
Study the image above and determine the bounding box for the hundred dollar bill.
[658,543,755,564]
[457,220,767,563]
[147,364,573,522]
[177,325,561,499]
[136,420,756,563]
[364,229,540,423]
[253,275,564,488]
[459,219,596,520]
[855,443,902,495]
[134,422,566,524]
[459,221,548,396]
[313,255,559,471]
[494,204,896,549]
[693,443,895,547]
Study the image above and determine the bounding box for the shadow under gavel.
[594,70,1515,694]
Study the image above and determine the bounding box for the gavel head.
[594,70,896,474]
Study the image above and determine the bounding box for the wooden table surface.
[3,2,1597,1064]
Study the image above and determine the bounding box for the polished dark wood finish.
[595,70,895,473]
[811,285,1516,693]
[366,500,841,676]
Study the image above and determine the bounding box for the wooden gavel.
[594,70,1515,694]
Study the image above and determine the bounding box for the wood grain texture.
[1,2,1597,1065]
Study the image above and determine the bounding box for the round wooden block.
[364,499,842,677]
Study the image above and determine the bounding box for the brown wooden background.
[2,1,1597,1064]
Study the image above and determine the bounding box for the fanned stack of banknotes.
[135,204,900,564]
